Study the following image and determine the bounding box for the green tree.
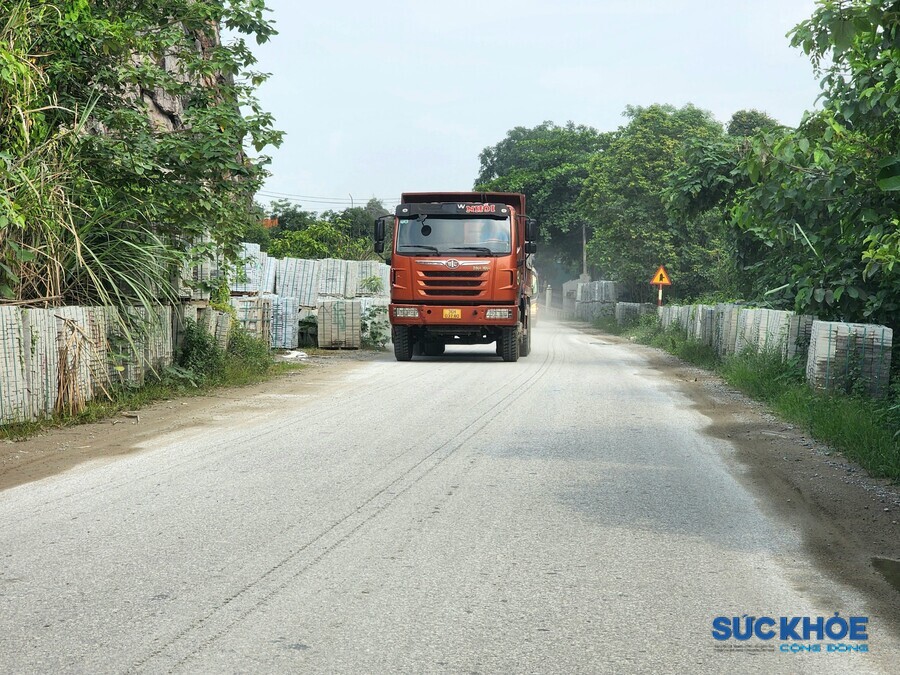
[0,0,281,305]
[579,104,724,301]
[791,0,900,277]
[475,121,612,269]
[727,109,783,137]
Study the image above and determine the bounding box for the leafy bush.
[225,325,273,382]
[177,319,225,384]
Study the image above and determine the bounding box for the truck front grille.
[417,270,487,298]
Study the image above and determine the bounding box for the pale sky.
[244,0,823,213]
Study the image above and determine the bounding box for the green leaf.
[830,19,856,51]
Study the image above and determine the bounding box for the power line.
[257,190,399,206]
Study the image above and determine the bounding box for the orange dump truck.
[374,192,538,362]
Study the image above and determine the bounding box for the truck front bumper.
[389,304,519,327]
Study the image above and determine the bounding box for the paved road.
[0,320,897,673]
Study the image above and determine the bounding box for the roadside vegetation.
[0,322,300,442]
[597,314,900,483]
[478,0,899,335]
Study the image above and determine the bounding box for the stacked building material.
[615,302,656,326]
[261,253,277,294]
[318,258,349,298]
[230,296,272,345]
[712,304,740,356]
[269,295,300,349]
[805,321,893,397]
[276,258,321,308]
[735,308,762,354]
[0,307,30,425]
[317,299,361,349]
[355,261,391,296]
[686,304,715,346]
[230,242,263,294]
[358,296,391,346]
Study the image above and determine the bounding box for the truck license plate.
[442,309,461,319]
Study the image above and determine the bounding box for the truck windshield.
[396,216,511,256]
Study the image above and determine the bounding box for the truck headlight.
[393,307,419,318]
[485,309,513,319]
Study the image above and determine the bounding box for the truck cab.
[374,192,537,362]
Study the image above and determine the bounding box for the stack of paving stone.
[317,298,361,349]
[229,296,273,345]
[276,258,321,308]
[575,281,619,321]
[615,302,656,326]
[230,242,263,294]
[805,321,893,397]
[269,295,300,349]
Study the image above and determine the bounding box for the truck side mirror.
[526,218,539,242]
[374,240,385,254]
[374,216,386,243]
[525,241,537,254]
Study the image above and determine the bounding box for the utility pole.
[582,222,587,277]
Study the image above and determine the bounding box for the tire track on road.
[128,332,563,673]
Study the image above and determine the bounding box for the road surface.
[1,319,898,673]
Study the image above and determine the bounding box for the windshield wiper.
[448,246,493,255]
[398,244,439,252]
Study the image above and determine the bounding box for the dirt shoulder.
[0,350,385,493]
[580,325,900,630]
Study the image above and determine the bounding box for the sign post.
[650,265,672,306]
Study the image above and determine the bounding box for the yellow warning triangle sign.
[651,265,672,286]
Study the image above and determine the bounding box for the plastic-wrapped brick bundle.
[230,242,263,294]
[358,296,390,345]
[20,309,57,419]
[269,295,300,349]
[319,258,349,297]
[356,260,391,296]
[0,307,31,425]
[735,308,761,354]
[277,258,321,308]
[805,321,893,397]
[230,296,272,345]
[785,314,814,360]
[713,304,741,356]
[261,253,277,294]
[317,299,361,349]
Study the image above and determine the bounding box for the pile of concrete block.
[269,295,300,349]
[806,321,893,397]
[575,281,618,321]
[317,299,361,349]
[615,302,656,326]
[230,242,264,294]
[276,258,321,308]
[229,296,272,344]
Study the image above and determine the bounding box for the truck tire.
[519,321,531,357]
[499,326,519,362]
[393,326,413,361]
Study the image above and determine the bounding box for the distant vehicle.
[374,192,538,362]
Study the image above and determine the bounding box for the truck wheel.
[499,326,519,362]
[519,321,531,357]
[393,326,413,361]
[423,341,444,357]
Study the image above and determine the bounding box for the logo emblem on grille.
[445,259,460,269]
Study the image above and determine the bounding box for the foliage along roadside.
[475,1,899,334]
[0,0,281,311]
